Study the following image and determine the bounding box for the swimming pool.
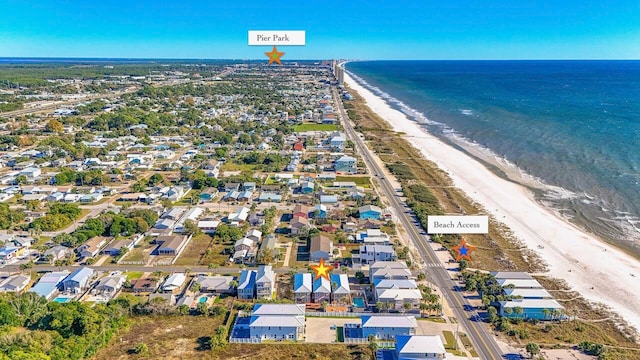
[53,297,73,303]
[199,296,208,303]
[353,297,365,308]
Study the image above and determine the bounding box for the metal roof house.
[293,273,312,303]
[62,267,95,293]
[237,269,257,299]
[29,271,70,300]
[395,335,446,360]
[360,315,417,340]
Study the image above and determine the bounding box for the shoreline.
[343,72,640,335]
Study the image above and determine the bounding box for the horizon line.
[1,57,640,62]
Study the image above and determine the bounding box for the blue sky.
[1,0,639,59]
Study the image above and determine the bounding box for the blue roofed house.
[330,273,351,304]
[29,271,70,300]
[361,315,417,340]
[395,335,447,360]
[62,267,95,293]
[293,273,312,303]
[312,204,327,218]
[237,269,257,299]
[334,155,356,174]
[249,304,306,341]
[300,181,315,194]
[359,205,382,220]
[313,276,331,303]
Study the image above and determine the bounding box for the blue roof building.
[29,271,70,300]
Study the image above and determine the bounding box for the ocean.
[346,60,640,257]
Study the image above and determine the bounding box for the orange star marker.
[265,45,285,65]
[310,258,334,281]
[452,238,475,262]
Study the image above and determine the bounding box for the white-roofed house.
[248,304,306,341]
[395,335,446,360]
[331,273,351,304]
[376,288,423,311]
[195,275,235,294]
[0,274,31,293]
[361,315,417,340]
[369,261,412,280]
[358,244,397,265]
[94,274,126,297]
[255,265,275,299]
[313,276,331,303]
[293,273,312,303]
[161,273,187,293]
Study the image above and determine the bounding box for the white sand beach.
[344,72,640,335]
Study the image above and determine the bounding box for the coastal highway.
[334,87,505,359]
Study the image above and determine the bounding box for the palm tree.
[513,306,524,320]
[542,308,551,321]
[504,307,513,318]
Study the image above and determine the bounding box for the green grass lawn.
[125,271,144,281]
[293,123,339,132]
[174,233,230,266]
[334,176,371,187]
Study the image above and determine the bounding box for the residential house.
[376,288,423,310]
[319,195,338,204]
[369,261,412,280]
[28,271,69,300]
[313,276,331,303]
[94,274,126,296]
[0,274,30,293]
[62,267,95,293]
[227,207,250,224]
[361,315,417,340]
[101,239,133,256]
[498,299,564,320]
[197,220,220,234]
[358,245,397,265]
[161,273,187,293]
[243,182,257,191]
[300,181,314,194]
[293,273,312,303]
[358,205,382,220]
[237,269,257,299]
[255,265,275,299]
[503,288,553,300]
[258,192,282,203]
[130,278,158,294]
[77,237,108,259]
[0,246,20,262]
[156,235,189,256]
[245,229,262,243]
[310,235,333,262]
[290,216,310,235]
[395,335,446,360]
[249,304,306,341]
[195,275,235,294]
[330,273,351,304]
[334,155,356,174]
[312,204,327,218]
[292,204,310,219]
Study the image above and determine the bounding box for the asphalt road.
[334,87,505,359]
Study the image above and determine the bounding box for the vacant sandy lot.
[305,317,360,343]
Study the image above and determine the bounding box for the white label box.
[248,30,306,46]
[427,215,489,234]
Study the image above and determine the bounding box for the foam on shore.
[344,71,640,335]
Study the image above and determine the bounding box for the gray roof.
[252,304,306,316]
[361,315,417,328]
